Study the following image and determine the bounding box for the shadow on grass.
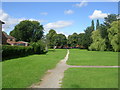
[48,49,55,52]
[2,51,48,61]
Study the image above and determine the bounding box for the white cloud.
[0,9,45,32]
[64,10,74,15]
[40,12,48,15]
[74,0,87,8]
[44,20,73,33]
[57,31,69,37]
[80,31,85,33]
[89,10,108,19]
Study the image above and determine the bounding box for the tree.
[96,19,100,30]
[10,20,44,42]
[77,33,85,48]
[67,33,79,47]
[91,20,95,31]
[107,20,120,52]
[104,14,117,28]
[98,24,113,51]
[89,29,106,51]
[54,34,67,47]
[83,25,94,49]
[46,29,57,48]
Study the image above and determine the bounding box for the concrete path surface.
[31,49,70,88]
[69,65,120,68]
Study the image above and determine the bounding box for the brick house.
[2,32,28,46]
[2,32,15,45]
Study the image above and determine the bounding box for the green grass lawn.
[67,49,118,66]
[62,68,118,88]
[2,49,67,88]
[0,63,2,89]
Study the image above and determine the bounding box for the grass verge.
[2,49,66,88]
[62,68,118,88]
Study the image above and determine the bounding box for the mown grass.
[0,63,2,89]
[67,49,118,66]
[62,68,118,88]
[2,49,67,88]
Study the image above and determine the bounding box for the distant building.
[2,32,28,46]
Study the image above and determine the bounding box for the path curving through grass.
[31,49,70,88]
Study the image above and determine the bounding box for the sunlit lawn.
[62,49,118,88]
[67,49,118,66]
[62,68,118,88]
[2,49,67,88]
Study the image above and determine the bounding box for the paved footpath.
[69,65,120,68]
[31,49,119,88]
[31,49,70,88]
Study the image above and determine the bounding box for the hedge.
[2,45,34,61]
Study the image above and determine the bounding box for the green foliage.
[89,30,106,51]
[53,34,67,47]
[108,20,120,52]
[88,14,118,51]
[67,33,78,47]
[96,19,100,30]
[83,26,94,48]
[2,45,34,60]
[77,33,85,48]
[10,20,44,42]
[46,29,57,48]
[104,14,117,26]
[91,20,95,30]
[30,40,46,54]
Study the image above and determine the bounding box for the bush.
[30,40,47,54]
[2,45,34,60]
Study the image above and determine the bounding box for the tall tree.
[46,29,57,48]
[107,20,120,52]
[10,20,44,42]
[89,29,106,51]
[91,20,95,31]
[78,33,85,48]
[83,25,94,49]
[104,14,117,28]
[96,19,100,29]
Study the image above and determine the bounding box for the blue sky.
[1,2,118,36]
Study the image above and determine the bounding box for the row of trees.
[46,14,119,52]
[46,30,67,48]
[9,14,119,52]
[89,14,119,52]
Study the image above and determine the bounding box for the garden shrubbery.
[2,41,47,61]
[30,40,47,54]
[2,45,34,60]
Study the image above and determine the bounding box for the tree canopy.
[10,20,44,42]
[107,20,120,52]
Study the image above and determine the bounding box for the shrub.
[30,40,47,54]
[2,45,34,61]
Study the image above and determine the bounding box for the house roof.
[2,32,15,39]
[16,41,28,44]
[8,41,28,44]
